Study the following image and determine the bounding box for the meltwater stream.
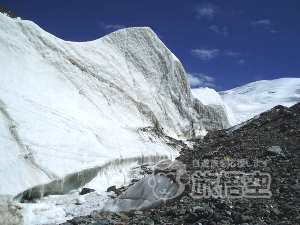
[13,155,170,225]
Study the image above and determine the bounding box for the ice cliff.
[192,87,237,127]
[0,12,231,200]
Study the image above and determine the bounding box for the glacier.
[192,87,237,128]
[0,12,232,224]
[219,78,300,123]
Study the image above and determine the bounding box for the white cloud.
[251,19,271,27]
[191,48,220,60]
[186,73,216,88]
[224,50,240,57]
[209,25,228,36]
[95,22,126,32]
[250,19,276,34]
[104,24,125,30]
[195,4,216,20]
[209,25,219,32]
[191,48,244,61]
[186,73,202,86]
[238,59,246,65]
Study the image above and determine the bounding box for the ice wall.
[192,87,237,128]
[0,12,230,199]
[14,155,169,202]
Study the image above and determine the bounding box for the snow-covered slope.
[0,11,230,203]
[219,78,300,123]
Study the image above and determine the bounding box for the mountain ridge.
[219,77,300,124]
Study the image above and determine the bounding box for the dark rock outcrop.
[0,6,24,19]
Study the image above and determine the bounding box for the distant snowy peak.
[220,78,300,123]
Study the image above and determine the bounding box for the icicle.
[28,188,32,199]
[40,186,45,199]
[61,177,65,192]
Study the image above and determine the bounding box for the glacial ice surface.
[192,87,237,127]
[0,12,230,198]
[0,12,231,224]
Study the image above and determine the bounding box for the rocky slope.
[64,102,300,224]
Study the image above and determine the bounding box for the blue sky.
[2,0,300,91]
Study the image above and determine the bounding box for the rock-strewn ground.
[63,102,300,225]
